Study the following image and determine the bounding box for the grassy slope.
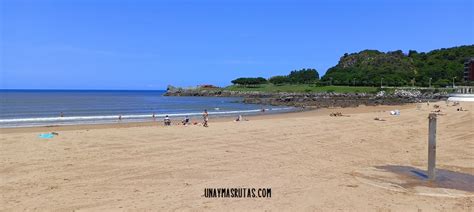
[224,84,379,93]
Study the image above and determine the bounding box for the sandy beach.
[1,102,473,211]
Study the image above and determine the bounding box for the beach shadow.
[376,165,474,193]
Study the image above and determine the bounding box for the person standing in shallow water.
[203,109,209,127]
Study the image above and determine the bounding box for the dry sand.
[1,102,473,211]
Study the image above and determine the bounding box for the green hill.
[322,45,474,87]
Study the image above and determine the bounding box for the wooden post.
[428,113,437,180]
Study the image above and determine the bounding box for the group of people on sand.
[163,109,209,127]
[109,109,210,127]
[61,108,250,127]
[163,109,251,126]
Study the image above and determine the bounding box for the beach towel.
[39,133,54,139]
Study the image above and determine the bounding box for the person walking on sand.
[203,109,209,127]
[164,115,171,126]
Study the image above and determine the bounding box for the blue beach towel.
[39,133,54,139]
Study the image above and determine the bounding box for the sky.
[1,0,473,90]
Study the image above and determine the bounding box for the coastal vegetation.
[230,77,267,86]
[232,69,319,86]
[168,45,472,95]
[322,45,474,87]
[225,84,378,93]
[226,45,473,92]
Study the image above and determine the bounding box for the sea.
[0,90,294,128]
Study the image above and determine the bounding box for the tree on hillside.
[268,75,291,85]
[231,77,267,86]
[288,68,319,84]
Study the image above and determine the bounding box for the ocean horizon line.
[0,89,167,92]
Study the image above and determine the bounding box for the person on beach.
[118,115,122,121]
[182,116,190,125]
[60,112,64,117]
[152,112,156,121]
[164,115,171,126]
[235,115,243,122]
[203,109,209,127]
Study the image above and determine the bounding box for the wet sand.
[1,102,473,211]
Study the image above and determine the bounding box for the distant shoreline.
[0,103,417,134]
[0,106,311,133]
[0,107,297,129]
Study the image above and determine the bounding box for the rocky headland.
[164,87,449,108]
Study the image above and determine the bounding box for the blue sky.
[1,0,473,90]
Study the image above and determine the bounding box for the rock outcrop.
[164,88,448,108]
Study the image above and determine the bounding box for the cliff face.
[338,50,414,70]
